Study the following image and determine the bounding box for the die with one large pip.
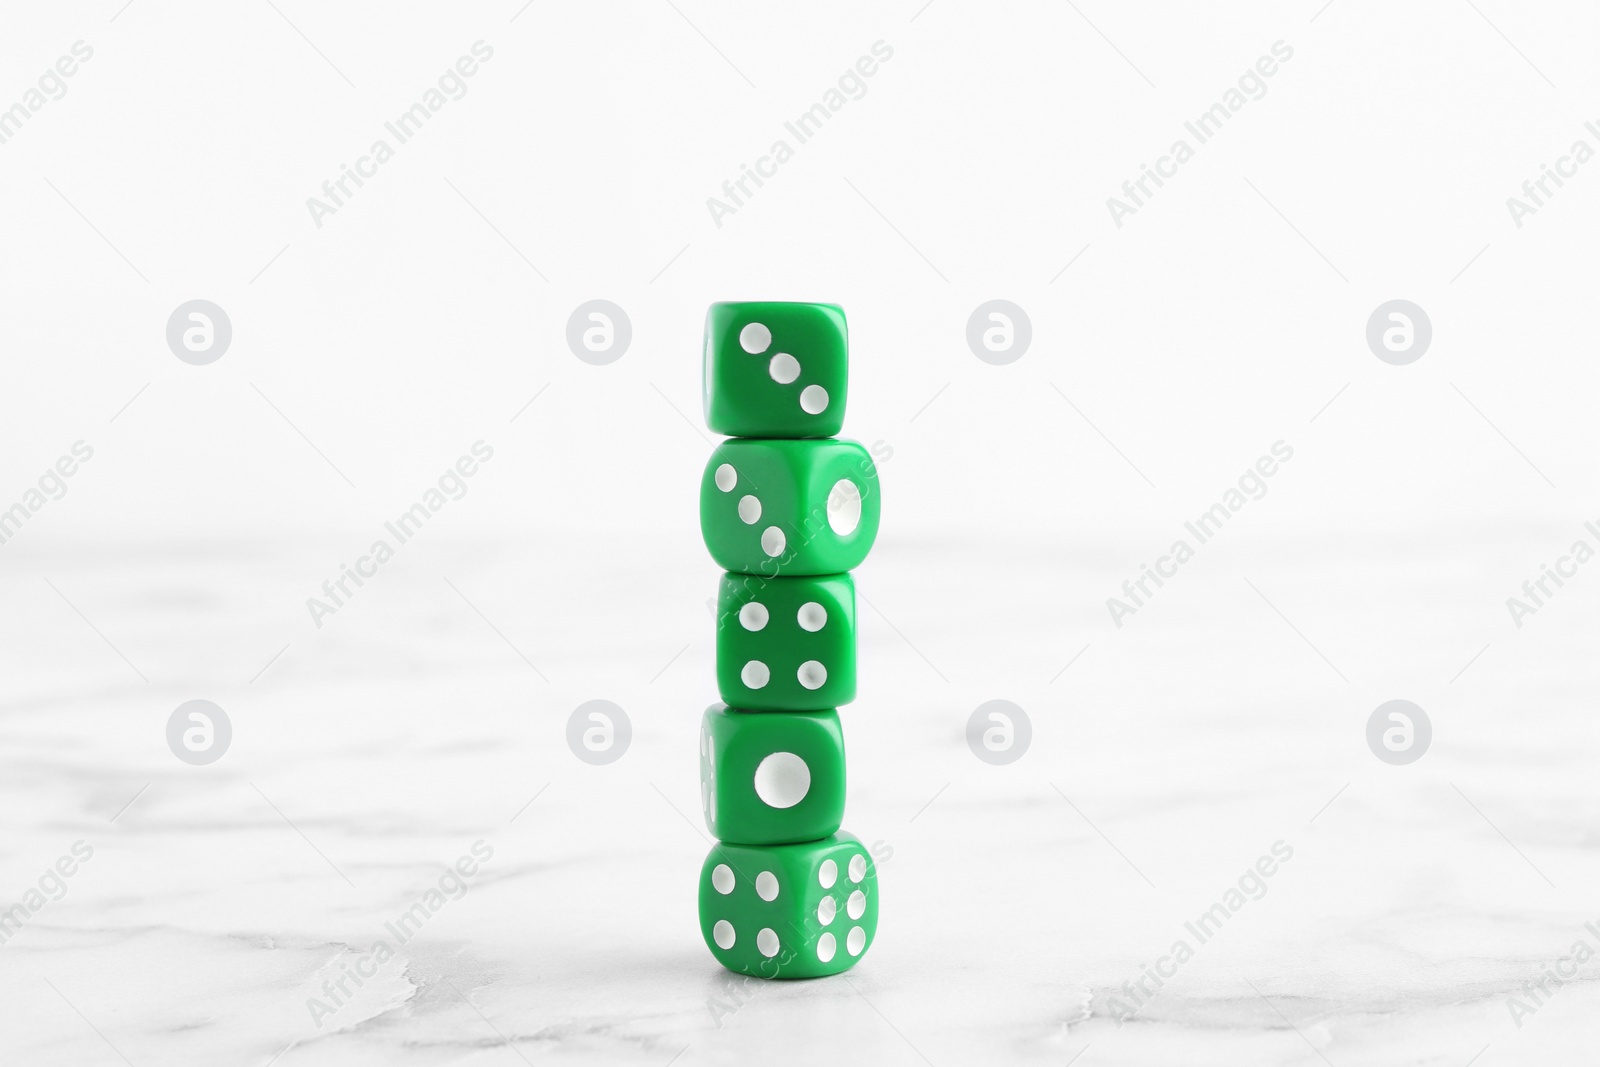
[700,703,844,845]
[698,832,879,979]
[701,438,881,576]
[703,301,847,438]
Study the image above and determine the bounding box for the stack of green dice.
[696,302,883,978]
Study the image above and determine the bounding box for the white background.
[1,2,1598,1065]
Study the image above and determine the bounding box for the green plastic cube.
[701,438,881,576]
[717,573,855,712]
[698,832,879,978]
[703,302,847,438]
[700,703,844,844]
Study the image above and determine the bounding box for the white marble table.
[1,523,1594,1067]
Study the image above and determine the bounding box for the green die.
[703,302,847,438]
[717,573,855,711]
[700,703,844,844]
[701,438,881,576]
[698,832,879,979]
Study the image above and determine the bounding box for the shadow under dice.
[700,704,844,844]
[701,439,880,576]
[698,833,878,979]
[717,573,856,711]
[703,301,847,438]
